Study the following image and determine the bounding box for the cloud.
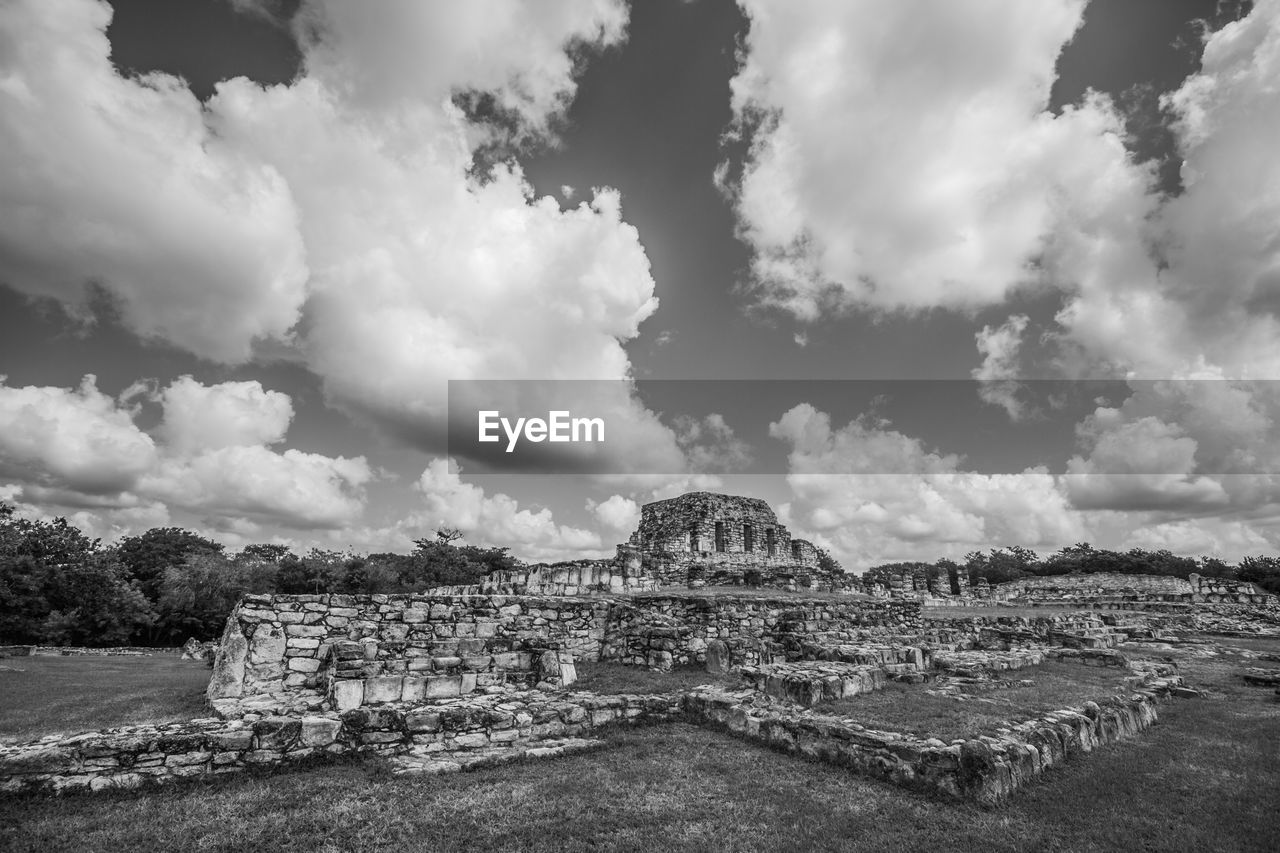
[673,413,754,473]
[205,2,658,447]
[973,314,1032,420]
[0,375,157,494]
[589,494,640,535]
[1063,410,1229,511]
[1,0,659,450]
[721,0,1151,317]
[770,403,1085,570]
[410,458,603,559]
[155,375,293,454]
[0,0,308,362]
[0,375,370,532]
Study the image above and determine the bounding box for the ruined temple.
[618,492,837,590]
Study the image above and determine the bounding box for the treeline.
[868,543,1280,594]
[0,503,519,647]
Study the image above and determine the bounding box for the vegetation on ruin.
[3,641,1278,853]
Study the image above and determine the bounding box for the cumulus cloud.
[770,404,1085,570]
[410,458,603,559]
[0,375,157,494]
[589,494,640,535]
[0,0,308,362]
[721,0,1151,316]
[0,375,370,533]
[205,1,655,444]
[973,314,1032,420]
[673,413,754,473]
[1056,0,1280,380]
[0,0,659,452]
[155,376,293,454]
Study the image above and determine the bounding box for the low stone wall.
[990,573,1276,607]
[22,646,182,657]
[681,678,1181,806]
[0,691,678,795]
[738,662,888,707]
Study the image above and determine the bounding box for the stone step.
[388,737,605,775]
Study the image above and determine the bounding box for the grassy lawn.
[0,656,211,743]
[1,638,1276,851]
[573,661,742,695]
[816,661,1139,741]
[3,691,1278,853]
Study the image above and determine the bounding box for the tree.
[157,551,277,641]
[1237,556,1280,595]
[116,527,224,605]
[0,504,153,645]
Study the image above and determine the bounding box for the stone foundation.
[0,691,678,795]
[681,677,1182,806]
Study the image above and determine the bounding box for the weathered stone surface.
[705,639,731,675]
[299,717,342,748]
[364,676,404,704]
[206,619,248,700]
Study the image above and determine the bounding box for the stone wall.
[0,691,678,794]
[208,594,613,711]
[602,595,922,671]
[208,593,923,711]
[991,573,1276,607]
[451,558,661,597]
[681,676,1181,806]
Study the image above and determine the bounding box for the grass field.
[1,639,1277,851]
[0,656,211,742]
[819,660,1137,740]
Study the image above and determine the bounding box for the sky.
[2,0,1279,571]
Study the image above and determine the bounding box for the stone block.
[253,717,302,751]
[425,675,463,699]
[401,677,425,703]
[300,717,342,748]
[331,679,364,712]
[364,676,404,704]
[287,657,321,673]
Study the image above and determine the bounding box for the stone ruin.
[6,586,1237,804]
[466,491,843,595]
[3,489,1278,804]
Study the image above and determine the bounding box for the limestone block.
[402,677,426,703]
[331,679,364,712]
[425,675,463,699]
[253,717,302,750]
[705,639,731,675]
[300,717,342,748]
[285,624,327,638]
[207,621,248,700]
[364,676,404,704]
[287,657,321,673]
